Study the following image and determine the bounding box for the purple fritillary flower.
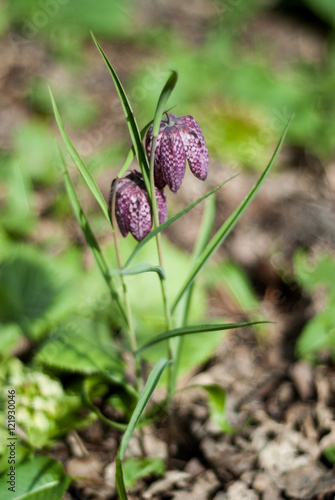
[109,170,167,242]
[145,113,209,193]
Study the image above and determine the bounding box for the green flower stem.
[110,180,137,354]
[171,286,193,394]
[149,137,172,332]
[148,137,174,393]
[149,137,174,464]
[110,182,145,415]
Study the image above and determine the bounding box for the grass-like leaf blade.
[56,147,128,326]
[49,88,110,225]
[136,321,271,355]
[116,451,128,500]
[91,32,151,195]
[172,195,217,392]
[172,117,293,312]
[125,176,237,268]
[119,357,169,460]
[152,71,177,136]
[111,263,166,280]
[117,120,153,179]
[117,105,176,179]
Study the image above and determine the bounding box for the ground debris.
[214,480,259,500]
[142,471,192,499]
[200,436,257,477]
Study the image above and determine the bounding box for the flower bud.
[109,170,167,242]
[145,113,209,193]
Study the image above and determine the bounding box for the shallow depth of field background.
[1,0,335,495]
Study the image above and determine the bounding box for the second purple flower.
[109,170,167,242]
[145,113,209,193]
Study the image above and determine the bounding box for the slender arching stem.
[110,179,137,353]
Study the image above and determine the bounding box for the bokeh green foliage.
[294,250,335,363]
[1,0,335,494]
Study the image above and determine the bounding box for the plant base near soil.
[51,324,335,500]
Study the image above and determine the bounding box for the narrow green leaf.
[192,195,217,258]
[49,87,110,224]
[172,195,218,392]
[172,117,293,312]
[119,357,169,460]
[91,32,151,195]
[117,106,177,179]
[117,120,152,179]
[56,147,128,326]
[116,451,128,500]
[136,321,271,355]
[111,262,166,280]
[152,71,177,136]
[57,147,109,277]
[125,177,237,268]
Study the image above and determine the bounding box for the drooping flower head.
[109,170,167,242]
[145,113,209,193]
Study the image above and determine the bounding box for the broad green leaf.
[111,262,165,280]
[1,456,70,500]
[136,321,270,355]
[123,457,165,488]
[91,32,151,195]
[49,87,110,224]
[57,147,128,325]
[119,357,169,459]
[125,177,236,268]
[0,251,61,337]
[36,317,125,380]
[172,117,292,312]
[116,452,128,500]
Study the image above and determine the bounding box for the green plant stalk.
[149,141,174,368]
[172,196,216,394]
[110,181,144,423]
[171,286,193,393]
[111,179,136,353]
[149,140,172,327]
[57,146,129,327]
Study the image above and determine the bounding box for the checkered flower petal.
[159,128,186,193]
[155,186,168,225]
[177,115,209,181]
[109,171,167,242]
[145,113,208,192]
[145,125,166,189]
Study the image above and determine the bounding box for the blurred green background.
[1,0,335,474]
